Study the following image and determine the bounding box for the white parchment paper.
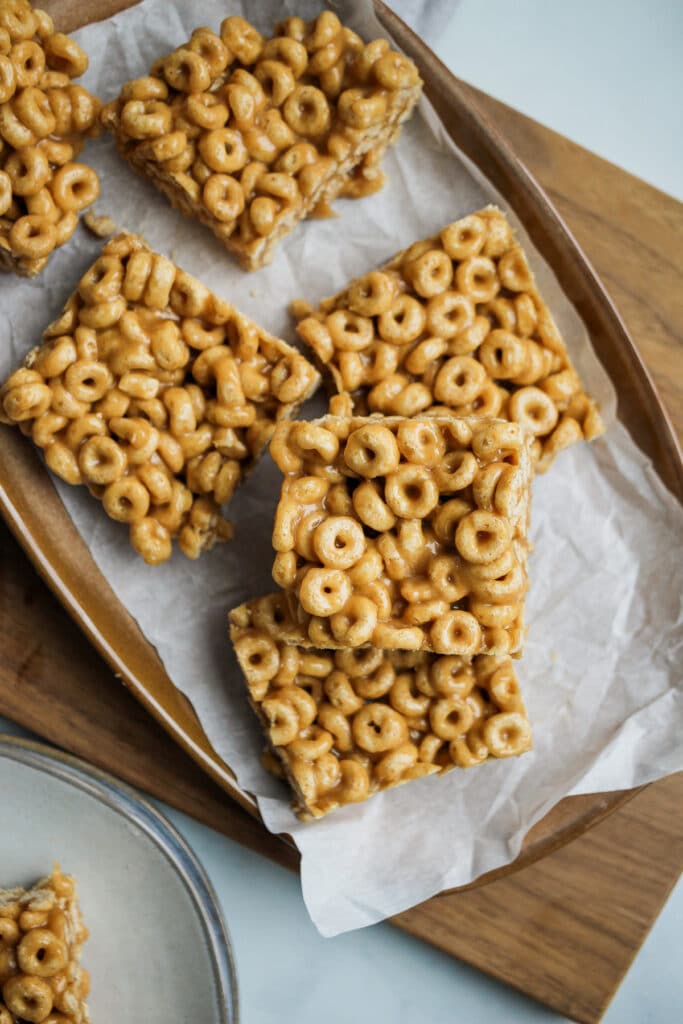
[1,0,681,936]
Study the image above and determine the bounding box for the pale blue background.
[2,1,682,1021]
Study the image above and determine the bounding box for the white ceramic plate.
[0,734,238,1022]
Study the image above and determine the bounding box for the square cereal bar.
[101,11,422,270]
[0,865,90,1023]
[0,232,320,564]
[269,414,533,656]
[0,0,101,276]
[295,206,604,471]
[230,594,532,819]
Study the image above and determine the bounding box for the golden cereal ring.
[51,162,99,212]
[2,973,53,1022]
[299,566,351,616]
[478,329,528,379]
[384,464,439,518]
[64,359,113,402]
[483,711,531,757]
[433,450,478,492]
[220,16,263,65]
[2,377,52,422]
[313,515,365,570]
[0,54,15,103]
[440,214,486,260]
[377,294,426,345]
[0,1,35,42]
[429,695,474,740]
[262,36,308,77]
[203,173,245,222]
[430,610,482,656]
[16,929,67,978]
[428,554,468,602]
[330,594,378,645]
[498,246,534,292]
[103,477,150,523]
[336,759,370,804]
[187,27,230,78]
[121,97,171,138]
[344,423,400,478]
[425,290,474,339]
[45,32,88,77]
[255,58,295,106]
[8,214,56,258]
[4,144,50,195]
[130,517,172,565]
[335,647,385,678]
[325,309,373,352]
[199,127,248,174]
[395,420,445,466]
[455,255,500,302]
[373,50,419,89]
[346,270,397,316]
[162,47,211,92]
[508,385,559,436]
[353,703,408,753]
[0,167,11,214]
[406,248,453,298]
[433,356,487,407]
[10,39,44,87]
[282,83,330,135]
[352,480,396,531]
[455,510,511,565]
[78,435,127,485]
[337,86,387,129]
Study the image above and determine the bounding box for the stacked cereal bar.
[295,206,603,471]
[0,233,319,563]
[230,594,531,820]
[269,415,533,655]
[0,0,101,276]
[0,865,90,1023]
[101,11,422,269]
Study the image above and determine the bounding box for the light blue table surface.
[2,2,682,1021]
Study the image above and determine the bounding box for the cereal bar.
[230,594,532,819]
[269,414,533,656]
[0,865,90,1023]
[101,11,422,270]
[0,0,101,276]
[295,206,604,471]
[0,232,320,564]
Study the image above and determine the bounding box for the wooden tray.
[1,0,680,876]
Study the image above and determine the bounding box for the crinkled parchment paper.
[1,0,681,937]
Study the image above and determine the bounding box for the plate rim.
[0,732,239,1024]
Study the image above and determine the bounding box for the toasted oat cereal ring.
[455,256,500,303]
[130,517,172,565]
[498,247,534,292]
[352,480,396,531]
[203,173,245,222]
[508,385,559,436]
[455,509,511,564]
[8,214,56,258]
[16,929,67,978]
[426,290,475,339]
[4,145,50,195]
[0,1,35,42]
[0,168,11,214]
[45,31,88,77]
[378,294,426,345]
[330,595,378,646]
[2,973,53,1022]
[353,703,408,753]
[64,359,113,402]
[313,515,365,570]
[78,435,127,485]
[199,128,248,174]
[430,610,482,656]
[187,27,231,78]
[433,356,488,407]
[103,477,150,523]
[282,83,330,135]
[344,423,400,478]
[428,554,468,602]
[429,695,474,740]
[440,214,486,260]
[10,39,44,87]
[346,270,396,316]
[299,566,351,617]
[373,50,419,89]
[483,711,531,757]
[478,329,528,379]
[326,309,374,351]
[384,464,439,518]
[51,163,99,212]
[162,47,212,92]
[2,378,52,421]
[337,86,387,129]
[407,248,454,298]
[220,16,263,65]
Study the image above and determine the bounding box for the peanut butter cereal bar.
[269,414,533,656]
[101,11,422,270]
[0,0,101,276]
[230,594,531,819]
[0,865,90,1023]
[295,206,604,472]
[0,232,320,564]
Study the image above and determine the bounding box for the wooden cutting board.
[1,6,682,1023]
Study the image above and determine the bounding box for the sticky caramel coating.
[0,864,90,1023]
[100,10,422,270]
[230,594,532,819]
[0,0,101,277]
[0,232,320,564]
[295,205,604,471]
[269,414,532,656]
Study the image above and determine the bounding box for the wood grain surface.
[0,5,681,1023]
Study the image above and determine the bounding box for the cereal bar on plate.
[230,594,531,819]
[294,206,603,471]
[269,414,533,655]
[0,0,101,276]
[101,11,422,270]
[0,865,90,1023]
[0,232,320,563]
